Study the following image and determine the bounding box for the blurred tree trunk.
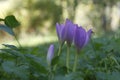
[93,0,120,32]
[101,4,112,32]
[61,0,78,21]
[26,0,35,32]
[66,0,78,20]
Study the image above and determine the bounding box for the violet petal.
[74,26,87,51]
[83,29,92,47]
[65,19,75,45]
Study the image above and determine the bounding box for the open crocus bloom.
[56,23,66,45]
[74,25,92,52]
[56,19,76,46]
[65,19,76,46]
[47,44,54,66]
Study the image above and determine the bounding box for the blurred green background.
[0,0,120,46]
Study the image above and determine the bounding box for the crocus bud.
[74,26,92,52]
[47,44,54,66]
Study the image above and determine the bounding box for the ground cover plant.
[0,15,120,80]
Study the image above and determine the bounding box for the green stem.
[111,56,120,66]
[48,65,51,72]
[48,72,54,80]
[73,51,78,72]
[66,45,70,73]
[0,18,4,21]
[58,44,62,56]
[53,44,62,71]
[14,34,22,48]
[48,66,54,80]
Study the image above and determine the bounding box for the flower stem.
[14,34,22,48]
[58,44,62,56]
[0,18,4,21]
[53,44,62,71]
[48,70,54,80]
[73,52,78,72]
[66,45,70,73]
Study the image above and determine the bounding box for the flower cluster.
[47,19,92,72]
[56,19,92,51]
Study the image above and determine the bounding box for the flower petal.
[83,29,92,47]
[56,23,61,40]
[74,26,87,51]
[60,24,67,43]
[65,19,75,44]
[56,23,65,44]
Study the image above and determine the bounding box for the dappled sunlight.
[0,0,120,40]
[0,35,57,48]
[0,0,120,80]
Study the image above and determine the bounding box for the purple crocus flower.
[56,23,66,45]
[56,19,76,46]
[47,44,54,65]
[65,19,76,46]
[74,25,92,52]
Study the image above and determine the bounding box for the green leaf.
[2,44,18,50]
[13,65,29,80]
[54,75,69,80]
[4,15,20,28]
[2,61,15,73]
[96,71,120,80]
[54,72,83,80]
[56,66,68,75]
[95,72,106,80]
[66,72,84,80]
[25,54,47,74]
[2,61,29,80]
[51,56,59,66]
[0,24,14,36]
[1,49,25,58]
[94,42,103,50]
[107,71,120,80]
